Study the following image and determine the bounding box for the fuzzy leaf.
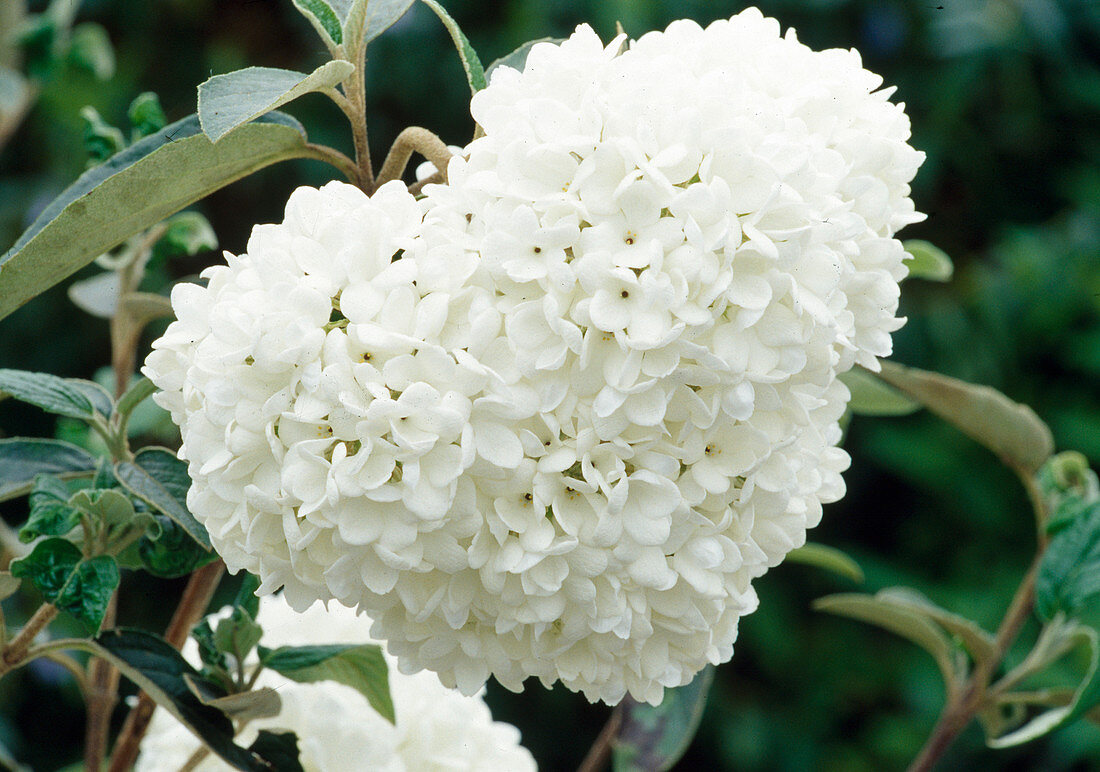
[115,447,209,549]
[260,643,394,724]
[873,361,1054,477]
[613,666,715,772]
[19,475,81,542]
[198,62,354,143]
[0,112,312,322]
[814,591,957,686]
[0,438,99,502]
[68,487,135,528]
[291,0,344,47]
[10,539,119,632]
[419,0,486,93]
[785,542,865,583]
[68,271,121,318]
[840,367,920,416]
[485,37,561,79]
[1037,500,1100,621]
[343,0,415,45]
[0,369,112,421]
[904,239,954,282]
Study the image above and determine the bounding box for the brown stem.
[907,556,1040,772]
[107,560,225,772]
[84,596,120,771]
[576,705,622,772]
[301,142,361,185]
[0,603,59,675]
[375,127,454,187]
[341,41,374,193]
[408,171,444,196]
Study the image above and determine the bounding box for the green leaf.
[10,539,119,632]
[613,666,715,772]
[198,62,354,143]
[1037,500,1100,621]
[79,629,275,771]
[986,618,1100,747]
[839,367,920,416]
[159,211,217,257]
[785,542,865,583]
[19,474,81,543]
[0,438,99,502]
[68,271,120,318]
[66,22,115,80]
[873,361,1055,477]
[260,643,394,723]
[137,514,216,579]
[291,0,344,47]
[874,587,997,667]
[419,0,487,93]
[128,92,167,139]
[193,618,228,672]
[68,488,136,529]
[80,106,126,165]
[903,239,954,282]
[0,369,112,421]
[485,37,561,79]
[114,447,210,549]
[115,377,158,422]
[247,731,304,772]
[235,572,261,619]
[814,591,958,686]
[215,608,263,664]
[0,111,313,322]
[343,0,416,45]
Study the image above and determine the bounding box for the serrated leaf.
[613,666,714,772]
[260,643,394,723]
[19,474,81,542]
[76,629,275,771]
[68,271,120,318]
[485,37,562,80]
[198,62,354,143]
[903,239,954,282]
[248,731,304,772]
[785,542,865,583]
[0,438,99,502]
[0,112,313,322]
[67,22,114,80]
[814,591,957,685]
[128,92,167,139]
[0,572,22,601]
[114,447,209,549]
[1037,500,1100,621]
[987,619,1100,747]
[10,539,119,632]
[0,369,111,421]
[839,367,920,416]
[291,0,344,47]
[873,361,1055,477]
[419,0,486,93]
[159,211,217,257]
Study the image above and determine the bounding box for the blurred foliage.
[1,0,1099,769]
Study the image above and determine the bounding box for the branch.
[576,705,622,772]
[0,603,59,676]
[376,126,454,187]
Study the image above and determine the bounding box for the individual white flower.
[135,595,536,772]
[146,6,923,709]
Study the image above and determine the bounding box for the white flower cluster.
[145,8,923,705]
[135,596,536,772]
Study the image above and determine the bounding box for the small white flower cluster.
[145,8,923,705]
[135,596,537,772]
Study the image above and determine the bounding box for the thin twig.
[301,142,361,185]
[41,650,90,693]
[84,596,120,771]
[341,39,374,193]
[107,560,225,772]
[0,603,59,676]
[576,705,622,772]
[375,126,454,187]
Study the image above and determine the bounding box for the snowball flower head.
[145,7,923,707]
[135,595,536,772]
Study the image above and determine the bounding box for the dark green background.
[2,0,1099,769]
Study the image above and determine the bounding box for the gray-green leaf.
[0,369,112,421]
[115,447,210,549]
[343,0,416,45]
[0,112,312,322]
[291,0,344,47]
[0,438,99,503]
[198,62,354,143]
[10,538,120,632]
[873,361,1054,477]
[613,666,715,772]
[419,0,486,93]
[785,542,865,583]
[68,271,121,318]
[904,239,955,282]
[260,643,394,724]
[839,367,920,416]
